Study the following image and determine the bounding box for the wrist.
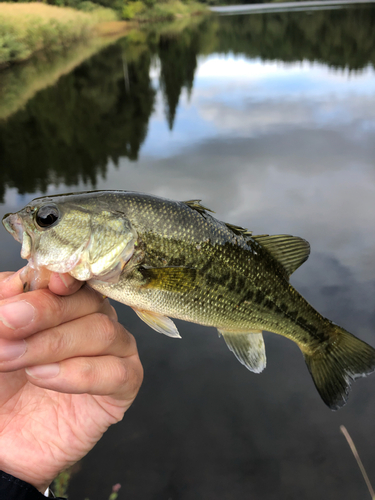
[0,471,59,500]
[0,467,49,494]
[0,470,64,499]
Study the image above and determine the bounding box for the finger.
[0,272,15,283]
[48,273,83,296]
[99,300,118,322]
[25,353,144,402]
[0,286,108,340]
[0,312,134,370]
[0,270,25,300]
[0,269,82,301]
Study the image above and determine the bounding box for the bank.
[0,1,209,67]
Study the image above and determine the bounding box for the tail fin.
[303,327,375,410]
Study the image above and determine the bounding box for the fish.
[3,190,375,410]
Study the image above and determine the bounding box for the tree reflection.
[216,7,375,70]
[0,42,155,199]
[158,28,201,129]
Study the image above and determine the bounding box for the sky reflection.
[144,55,375,150]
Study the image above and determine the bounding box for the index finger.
[0,285,109,340]
[48,273,83,296]
[0,269,82,300]
[0,270,24,300]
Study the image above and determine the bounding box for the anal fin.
[218,329,266,373]
[133,308,181,338]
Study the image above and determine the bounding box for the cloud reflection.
[1,55,375,324]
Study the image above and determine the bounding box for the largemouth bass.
[3,190,375,409]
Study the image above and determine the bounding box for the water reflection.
[215,7,375,69]
[1,5,375,500]
[0,44,155,200]
[1,6,375,201]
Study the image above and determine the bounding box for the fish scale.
[3,190,375,410]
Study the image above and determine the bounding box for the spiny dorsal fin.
[218,329,266,373]
[252,234,310,277]
[224,222,252,237]
[183,200,215,215]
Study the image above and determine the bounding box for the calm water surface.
[1,6,375,499]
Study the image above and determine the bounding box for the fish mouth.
[2,213,24,243]
[2,213,34,260]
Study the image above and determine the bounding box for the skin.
[0,269,144,493]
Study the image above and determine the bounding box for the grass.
[0,2,118,65]
[340,426,375,500]
[53,467,122,499]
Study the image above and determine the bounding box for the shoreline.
[0,3,114,67]
[0,2,209,68]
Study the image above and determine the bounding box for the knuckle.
[99,300,118,321]
[95,313,117,345]
[114,361,130,387]
[123,355,144,397]
[126,331,136,350]
[120,328,138,353]
[43,327,67,357]
[133,356,144,390]
[35,289,65,324]
[109,305,118,322]
[80,359,95,385]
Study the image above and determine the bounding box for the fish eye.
[35,205,60,229]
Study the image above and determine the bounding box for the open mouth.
[2,213,33,260]
[2,213,24,243]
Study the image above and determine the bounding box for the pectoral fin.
[141,267,197,293]
[218,329,266,373]
[133,308,181,338]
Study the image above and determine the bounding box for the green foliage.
[143,0,157,7]
[122,0,146,20]
[0,8,95,65]
[53,470,121,499]
[52,469,72,498]
[0,27,28,64]
[121,0,208,21]
[0,0,208,19]
[75,2,119,20]
[108,483,122,500]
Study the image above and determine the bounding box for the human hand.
[0,269,143,493]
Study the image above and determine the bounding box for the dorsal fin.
[252,234,310,277]
[224,222,253,237]
[183,200,215,215]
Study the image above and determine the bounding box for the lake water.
[1,5,375,499]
